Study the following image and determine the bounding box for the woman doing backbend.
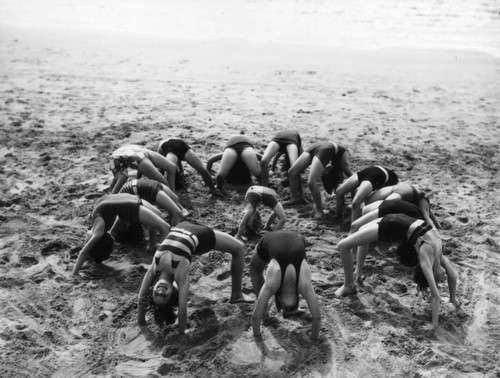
[157,138,222,196]
[260,130,303,187]
[206,134,262,191]
[110,144,177,193]
[287,141,353,219]
[335,213,458,327]
[235,185,287,241]
[250,230,321,340]
[137,221,253,334]
[334,165,398,223]
[72,193,171,277]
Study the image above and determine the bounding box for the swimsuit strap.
[408,223,433,246]
[375,165,389,183]
[329,141,338,154]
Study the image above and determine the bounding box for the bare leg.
[350,210,380,262]
[184,150,222,195]
[241,147,262,184]
[335,220,380,297]
[365,186,393,204]
[307,157,326,218]
[260,141,280,186]
[137,158,170,188]
[138,205,170,251]
[146,151,177,191]
[213,230,254,303]
[155,191,182,226]
[286,152,311,204]
[354,244,369,284]
[166,152,179,191]
[351,181,374,223]
[216,148,238,189]
[334,174,359,218]
[285,143,299,166]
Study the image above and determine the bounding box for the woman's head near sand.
[152,279,174,308]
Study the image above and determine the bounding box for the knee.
[351,199,363,210]
[231,242,246,258]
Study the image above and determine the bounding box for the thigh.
[148,151,176,171]
[241,148,261,175]
[352,210,380,230]
[335,173,359,196]
[213,230,243,253]
[307,156,325,183]
[166,152,179,166]
[218,148,239,176]
[261,141,280,162]
[183,149,205,172]
[138,205,167,228]
[288,152,312,175]
[286,144,299,165]
[155,191,180,213]
[340,220,380,250]
[352,181,374,204]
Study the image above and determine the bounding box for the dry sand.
[1,21,500,378]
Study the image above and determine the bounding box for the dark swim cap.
[88,233,114,263]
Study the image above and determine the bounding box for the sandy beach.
[1,1,500,377]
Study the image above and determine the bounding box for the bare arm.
[206,153,223,173]
[441,255,458,305]
[252,283,277,338]
[419,247,441,327]
[249,250,267,297]
[176,268,190,334]
[298,262,321,340]
[72,218,105,276]
[137,264,156,325]
[237,204,255,238]
[269,203,286,231]
[252,261,280,338]
[111,172,128,194]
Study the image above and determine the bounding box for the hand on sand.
[230,293,254,304]
[334,284,357,297]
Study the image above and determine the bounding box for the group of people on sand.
[72,129,460,342]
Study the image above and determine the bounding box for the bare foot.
[230,293,254,303]
[334,284,357,297]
